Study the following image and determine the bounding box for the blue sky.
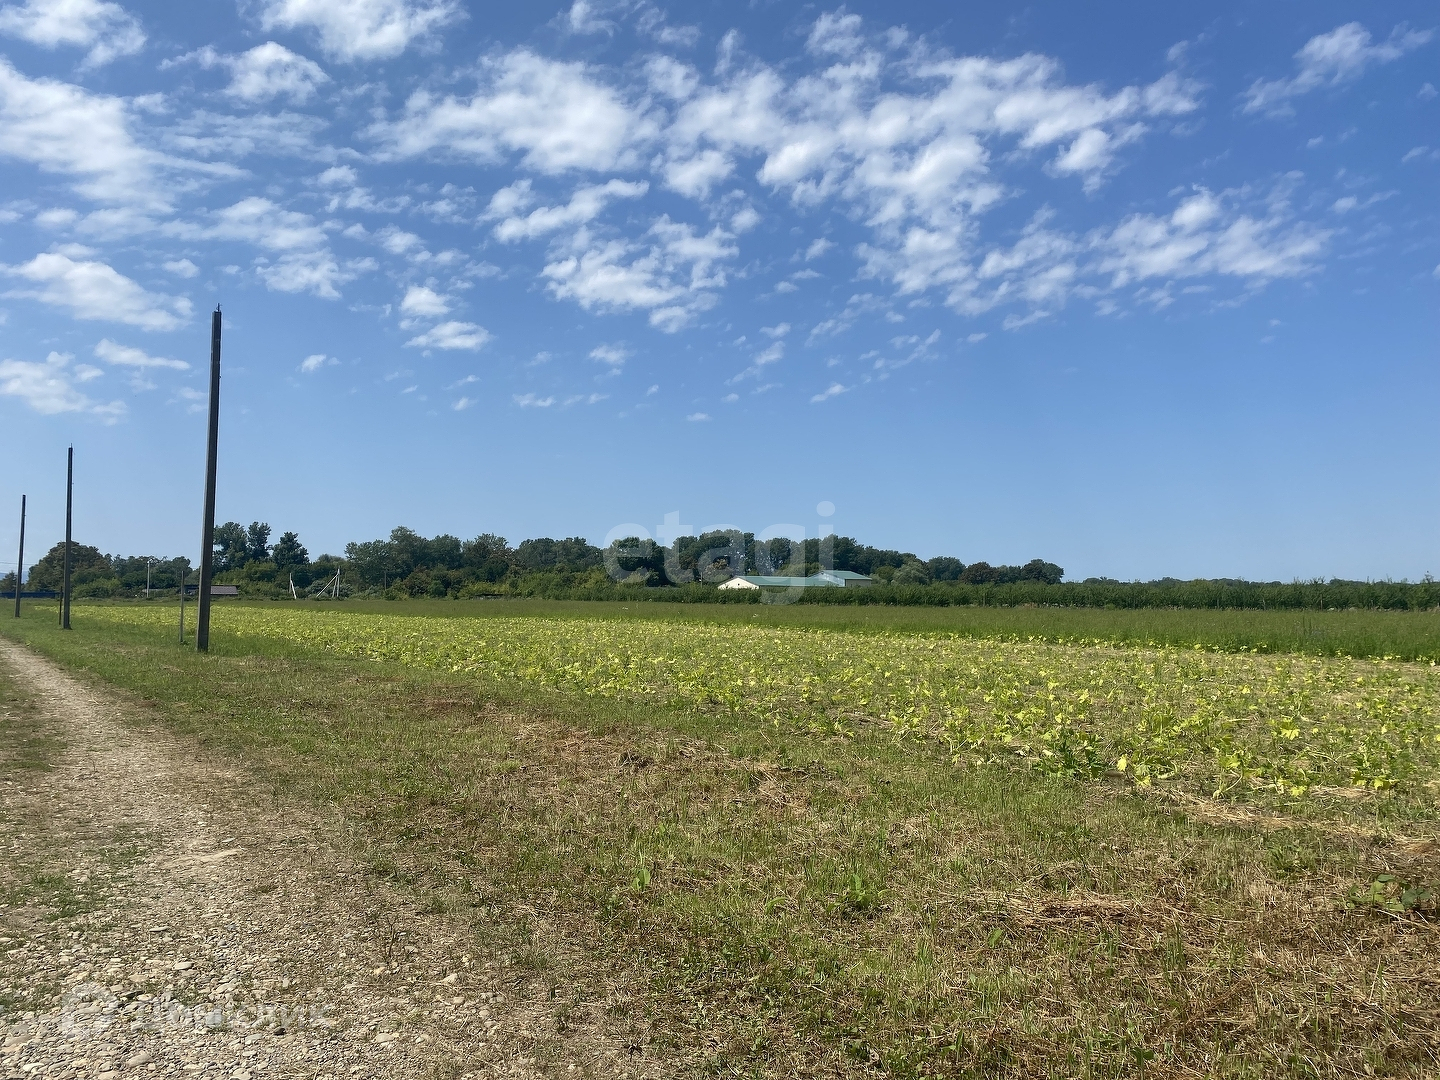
[1,0,1436,581]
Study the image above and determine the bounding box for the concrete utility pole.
[61,447,73,630]
[196,307,222,652]
[12,494,23,618]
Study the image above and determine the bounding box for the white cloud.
[405,320,490,350]
[1092,188,1330,289]
[810,382,847,403]
[299,352,338,372]
[452,396,473,410]
[186,42,330,103]
[686,411,710,421]
[161,198,358,298]
[0,58,195,209]
[371,49,657,173]
[35,206,78,228]
[652,16,1199,311]
[637,8,696,49]
[1,250,190,329]
[1420,82,1437,100]
[563,0,613,35]
[399,284,449,316]
[804,238,834,260]
[661,147,733,198]
[0,350,125,419]
[564,1,696,47]
[374,224,425,256]
[542,217,737,331]
[190,197,328,251]
[855,181,1332,322]
[807,292,888,342]
[728,337,785,384]
[1243,23,1433,115]
[514,392,554,407]
[589,343,628,366]
[0,0,144,68]
[94,338,187,369]
[966,332,987,343]
[163,258,198,277]
[492,178,647,242]
[255,251,362,298]
[483,178,533,220]
[806,11,864,58]
[259,0,460,61]
[729,205,760,232]
[161,110,330,163]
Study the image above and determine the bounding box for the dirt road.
[0,640,646,1080]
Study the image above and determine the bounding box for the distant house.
[210,585,239,597]
[722,571,873,589]
[811,570,873,588]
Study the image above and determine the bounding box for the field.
[285,598,1440,662]
[3,600,1438,1078]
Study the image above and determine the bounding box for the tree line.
[5,522,1436,610]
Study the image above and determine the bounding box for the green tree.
[213,522,249,571]
[343,538,394,588]
[27,542,112,590]
[892,559,931,585]
[246,522,272,563]
[927,556,965,581]
[271,531,309,570]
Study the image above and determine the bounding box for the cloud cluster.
[370,50,657,172]
[543,216,737,331]
[874,181,1332,323]
[367,13,1210,327]
[0,57,191,209]
[259,0,460,61]
[0,350,124,420]
[178,42,331,103]
[1243,22,1433,116]
[0,0,144,68]
[405,320,490,350]
[488,178,648,242]
[1,249,191,329]
[0,7,1420,430]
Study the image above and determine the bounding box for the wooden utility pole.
[12,494,23,618]
[61,447,72,630]
[196,308,222,652]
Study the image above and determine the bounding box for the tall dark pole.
[196,308,222,652]
[61,447,73,629]
[12,494,23,618]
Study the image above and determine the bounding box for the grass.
[2,606,1439,1077]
